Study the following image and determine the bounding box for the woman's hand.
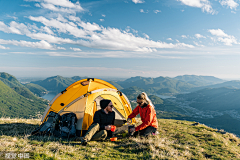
[127,118,132,123]
[105,125,111,130]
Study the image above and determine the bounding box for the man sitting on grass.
[79,99,115,145]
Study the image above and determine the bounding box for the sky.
[0,0,240,80]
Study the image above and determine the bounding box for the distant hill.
[174,75,225,86]
[0,72,24,88]
[116,76,195,94]
[31,76,90,92]
[31,75,76,92]
[0,80,48,118]
[190,80,240,92]
[24,83,47,97]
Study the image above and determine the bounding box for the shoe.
[81,141,88,146]
[80,137,88,146]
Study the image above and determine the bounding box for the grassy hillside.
[0,118,240,159]
[0,72,24,88]
[0,81,48,118]
[24,83,48,97]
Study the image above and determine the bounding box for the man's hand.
[105,125,111,130]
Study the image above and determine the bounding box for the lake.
[41,92,58,101]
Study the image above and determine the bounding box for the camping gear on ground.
[57,112,77,138]
[128,125,135,136]
[110,137,117,141]
[31,111,59,136]
[41,78,135,137]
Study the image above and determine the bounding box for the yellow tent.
[41,78,135,136]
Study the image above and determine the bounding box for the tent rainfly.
[41,78,135,136]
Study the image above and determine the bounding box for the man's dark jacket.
[93,109,115,136]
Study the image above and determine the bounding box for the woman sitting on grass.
[128,92,158,137]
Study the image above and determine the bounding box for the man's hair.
[100,99,111,109]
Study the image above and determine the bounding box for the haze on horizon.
[1,0,240,80]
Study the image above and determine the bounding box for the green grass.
[1,118,240,159]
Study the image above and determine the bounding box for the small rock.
[216,130,226,134]
[191,122,199,126]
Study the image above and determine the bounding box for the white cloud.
[0,20,74,44]
[70,47,82,51]
[208,29,228,37]
[219,0,238,9]
[56,14,68,22]
[0,13,195,53]
[6,15,18,20]
[195,33,206,39]
[167,38,173,41]
[181,35,187,38]
[132,0,145,4]
[57,46,66,50]
[35,3,41,7]
[102,14,106,17]
[0,39,64,50]
[100,19,104,22]
[21,4,31,7]
[27,0,84,13]
[0,45,10,49]
[140,9,148,13]
[178,0,216,14]
[208,29,238,46]
[143,33,149,39]
[193,41,204,47]
[153,10,161,14]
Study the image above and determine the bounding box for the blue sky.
[0,0,240,79]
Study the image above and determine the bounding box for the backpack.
[31,111,59,136]
[57,113,77,139]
